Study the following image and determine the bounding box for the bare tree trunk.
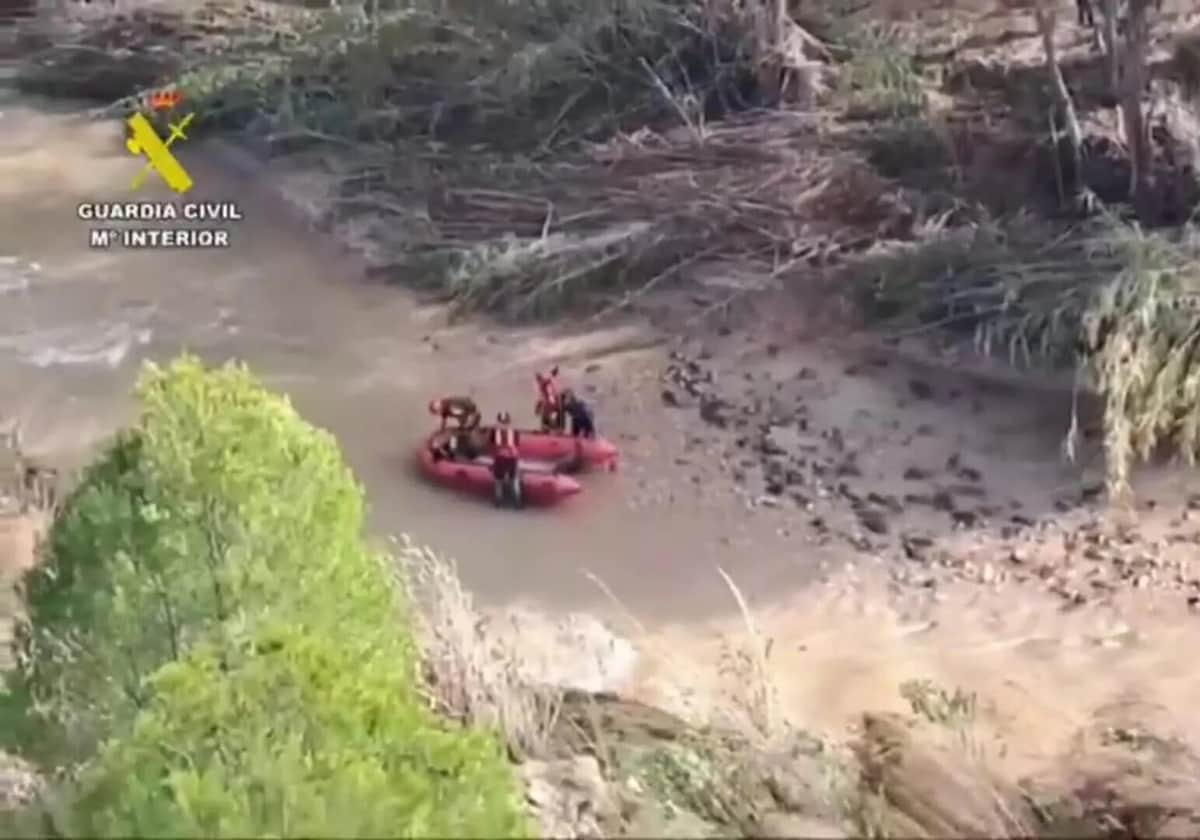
[1098,0,1121,98]
[1120,0,1152,210]
[750,0,787,105]
[1034,3,1084,192]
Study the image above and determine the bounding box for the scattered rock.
[951,510,978,528]
[931,491,955,512]
[835,459,863,478]
[867,492,903,514]
[908,379,934,400]
[523,756,619,839]
[699,396,732,428]
[956,466,982,483]
[764,424,821,461]
[901,533,934,561]
[760,432,788,457]
[857,508,890,535]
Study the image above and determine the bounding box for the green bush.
[5,357,367,765]
[3,356,530,836]
[62,616,528,837]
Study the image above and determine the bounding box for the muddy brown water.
[0,84,812,619]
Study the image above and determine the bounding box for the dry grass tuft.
[712,565,783,744]
[390,536,564,760]
[852,711,1037,838]
[831,19,926,119]
[1082,224,1200,495]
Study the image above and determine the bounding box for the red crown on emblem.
[148,90,184,111]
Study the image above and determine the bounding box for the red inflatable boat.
[516,430,619,471]
[417,432,582,506]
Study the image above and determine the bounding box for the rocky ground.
[471,278,1200,836]
[640,283,1200,617]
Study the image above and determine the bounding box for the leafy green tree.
[5,357,366,765]
[3,356,530,837]
[61,607,528,837]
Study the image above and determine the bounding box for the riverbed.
[0,80,816,619]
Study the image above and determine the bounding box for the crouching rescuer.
[429,396,482,431]
[490,411,522,508]
[428,396,484,463]
[560,389,595,438]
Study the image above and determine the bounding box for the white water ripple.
[0,320,154,369]
[0,255,33,294]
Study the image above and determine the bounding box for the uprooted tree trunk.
[1120,0,1153,213]
[1097,0,1121,99]
[748,0,831,108]
[1034,1,1084,195]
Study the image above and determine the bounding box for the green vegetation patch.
[62,615,527,837]
[2,356,528,837]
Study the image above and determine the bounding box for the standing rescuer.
[535,367,566,433]
[490,411,522,508]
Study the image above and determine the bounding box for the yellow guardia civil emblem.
[125,92,195,194]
